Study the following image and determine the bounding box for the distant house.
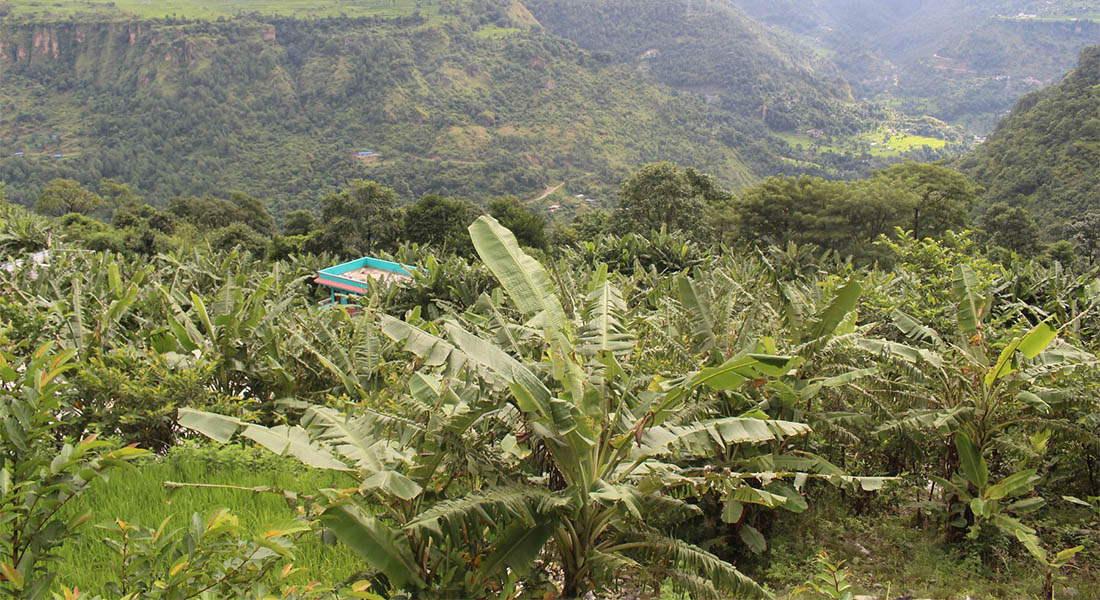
[314,255,416,306]
[14,152,24,156]
[52,154,63,159]
[549,204,561,212]
[358,151,375,156]
[575,194,584,199]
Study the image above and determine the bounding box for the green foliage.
[959,46,1100,230]
[0,340,150,599]
[487,195,548,250]
[980,202,1041,257]
[612,162,733,242]
[871,162,979,241]
[0,15,798,212]
[68,348,230,452]
[317,180,401,258]
[34,178,104,217]
[402,194,481,256]
[282,209,317,237]
[168,192,274,236]
[524,0,863,132]
[794,551,854,600]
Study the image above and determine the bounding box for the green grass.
[59,442,362,594]
[777,126,948,158]
[3,0,446,20]
[760,487,1099,599]
[474,25,522,38]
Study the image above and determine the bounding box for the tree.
[34,179,105,217]
[318,180,402,257]
[403,194,481,255]
[1067,210,1100,265]
[612,162,733,240]
[165,191,273,236]
[736,175,847,248]
[572,208,611,241]
[487,195,548,250]
[99,179,143,214]
[209,222,268,256]
[228,191,275,235]
[980,203,1041,256]
[282,209,318,236]
[873,162,979,240]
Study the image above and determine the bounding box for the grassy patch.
[474,25,522,38]
[777,126,949,158]
[59,442,362,594]
[758,487,1098,599]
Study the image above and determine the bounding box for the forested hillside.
[730,0,1099,132]
[522,0,868,133]
[958,46,1100,230]
[0,7,790,213]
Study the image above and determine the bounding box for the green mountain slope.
[521,0,866,134]
[730,0,1099,133]
[957,46,1100,228]
[0,8,786,214]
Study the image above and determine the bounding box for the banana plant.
[860,263,1096,548]
[383,216,844,597]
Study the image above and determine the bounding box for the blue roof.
[52,154,63,158]
[14,152,24,156]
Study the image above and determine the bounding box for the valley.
[0,3,1097,597]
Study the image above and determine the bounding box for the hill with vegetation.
[958,45,1100,232]
[522,0,867,134]
[730,0,1100,133]
[0,3,803,214]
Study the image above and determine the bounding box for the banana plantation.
[0,200,1097,599]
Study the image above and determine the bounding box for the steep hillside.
[0,10,786,214]
[730,0,1099,132]
[957,46,1100,228]
[521,0,866,133]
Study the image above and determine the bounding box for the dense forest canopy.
[958,46,1100,232]
[729,0,1099,132]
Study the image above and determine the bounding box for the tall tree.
[873,162,979,240]
[319,180,402,257]
[1067,210,1100,266]
[282,209,318,236]
[34,179,105,217]
[980,203,1041,256]
[404,194,481,255]
[487,195,548,250]
[612,162,733,240]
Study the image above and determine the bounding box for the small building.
[575,194,584,199]
[52,154,63,159]
[314,255,416,305]
[549,204,561,212]
[14,152,24,156]
[358,151,375,156]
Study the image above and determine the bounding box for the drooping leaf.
[478,518,556,579]
[469,215,569,338]
[738,524,767,554]
[322,504,424,590]
[955,432,988,491]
